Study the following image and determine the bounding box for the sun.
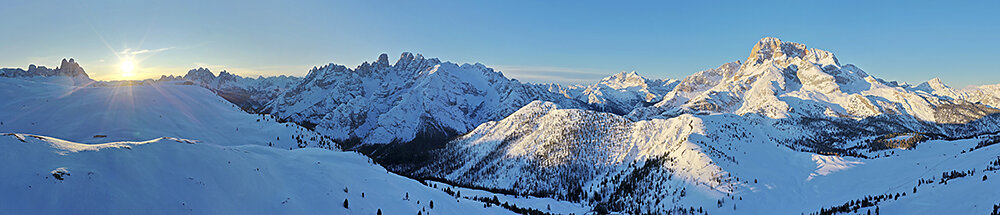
[120,59,135,77]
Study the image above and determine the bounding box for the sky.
[1,0,998,87]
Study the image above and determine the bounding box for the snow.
[641,37,994,124]
[0,77,316,149]
[0,77,528,214]
[0,133,514,214]
[267,53,681,145]
[421,100,1000,214]
[807,154,864,181]
[425,181,591,214]
[3,37,1000,214]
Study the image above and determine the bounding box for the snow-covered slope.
[0,77,320,149]
[0,133,515,214]
[415,101,1000,214]
[415,101,727,199]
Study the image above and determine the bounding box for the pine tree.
[430,200,434,209]
[343,198,349,209]
[377,209,382,215]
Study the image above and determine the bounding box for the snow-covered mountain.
[264,53,686,147]
[911,78,1000,109]
[629,37,998,124]
[414,100,1000,214]
[545,71,679,115]
[1,58,94,85]
[157,68,302,111]
[265,52,594,145]
[403,38,1000,214]
[0,133,525,214]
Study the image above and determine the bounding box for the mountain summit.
[633,37,995,124]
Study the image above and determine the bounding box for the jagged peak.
[184,67,216,80]
[57,58,82,70]
[375,53,390,67]
[746,37,809,65]
[394,52,429,67]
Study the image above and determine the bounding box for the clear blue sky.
[1,0,997,87]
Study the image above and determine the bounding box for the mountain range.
[2,37,999,214]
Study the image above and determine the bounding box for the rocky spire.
[56,58,89,79]
[374,53,390,67]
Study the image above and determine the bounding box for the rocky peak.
[375,53,391,67]
[0,58,92,84]
[217,70,239,82]
[395,52,416,66]
[393,52,434,69]
[746,37,808,65]
[184,68,216,82]
[600,71,647,89]
[927,77,947,88]
[56,58,89,78]
[26,64,51,73]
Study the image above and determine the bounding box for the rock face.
[1,58,93,84]
[57,58,90,80]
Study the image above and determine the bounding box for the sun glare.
[120,60,135,77]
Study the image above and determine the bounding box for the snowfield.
[0,133,514,214]
[0,77,316,149]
